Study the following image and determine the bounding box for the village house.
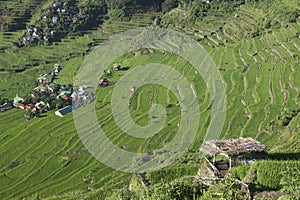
[0,99,14,112]
[52,63,62,75]
[37,74,54,84]
[130,86,136,92]
[13,94,34,110]
[98,78,109,87]
[195,137,268,185]
[13,94,24,107]
[50,30,56,36]
[113,63,121,71]
[52,16,59,24]
[32,31,39,38]
[71,86,95,110]
[55,105,72,117]
[34,84,55,93]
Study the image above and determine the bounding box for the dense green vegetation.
[229,160,300,189]
[0,0,299,199]
[229,160,300,199]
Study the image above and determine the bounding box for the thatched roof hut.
[200,137,268,168]
[200,137,267,157]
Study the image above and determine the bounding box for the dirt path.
[241,76,251,118]
[264,35,285,60]
[279,64,288,104]
[269,67,275,104]
[238,49,248,67]
[257,52,266,62]
[272,32,293,57]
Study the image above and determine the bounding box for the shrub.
[140,181,203,200]
[162,0,178,13]
[200,179,249,200]
[229,164,251,181]
[147,165,198,184]
[280,167,300,198]
[256,160,300,189]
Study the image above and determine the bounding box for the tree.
[200,179,249,200]
[105,0,128,9]
[162,0,178,13]
[280,167,300,199]
[139,181,203,200]
[78,0,107,20]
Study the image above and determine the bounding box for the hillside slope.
[0,0,299,199]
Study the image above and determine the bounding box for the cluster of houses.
[18,0,83,46]
[1,63,95,120]
[2,63,131,119]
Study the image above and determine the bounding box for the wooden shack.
[201,137,268,169]
[195,138,268,185]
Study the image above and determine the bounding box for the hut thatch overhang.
[200,137,268,157]
[198,138,268,178]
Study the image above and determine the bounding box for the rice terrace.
[0,0,299,199]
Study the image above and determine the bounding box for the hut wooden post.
[199,137,268,178]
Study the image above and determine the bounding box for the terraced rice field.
[0,2,299,199]
[0,111,129,199]
[163,5,300,150]
[0,50,208,199]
